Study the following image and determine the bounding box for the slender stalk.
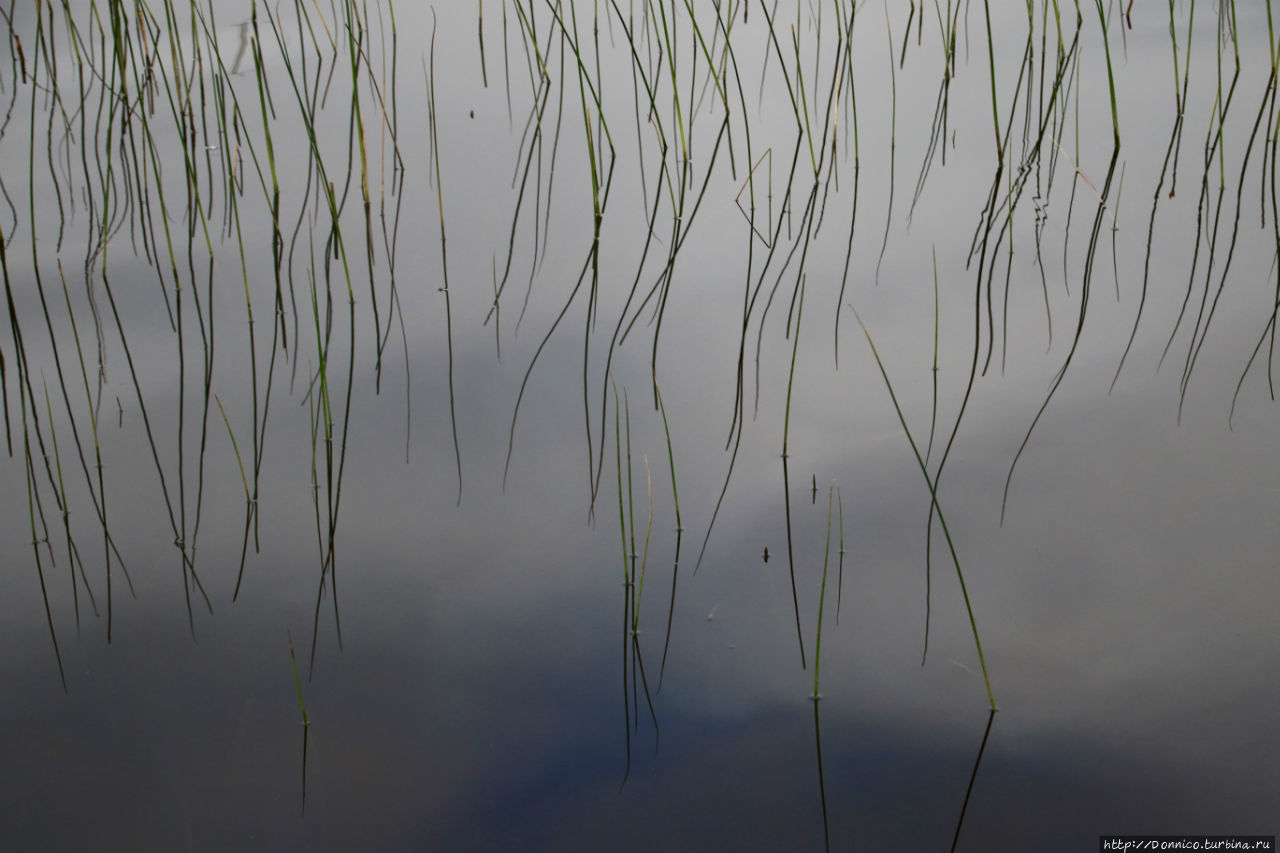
[812,482,833,700]
[854,311,996,711]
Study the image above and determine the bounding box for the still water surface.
[1,1,1277,849]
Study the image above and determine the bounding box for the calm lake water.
[2,2,1277,850]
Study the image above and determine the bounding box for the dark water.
[1,2,1277,850]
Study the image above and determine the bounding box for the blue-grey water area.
[1,2,1277,850]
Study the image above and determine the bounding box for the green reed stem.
[854,311,996,711]
[633,455,654,632]
[812,482,833,700]
[654,381,682,531]
[782,275,805,458]
[288,630,310,726]
[835,486,845,624]
[1094,0,1120,147]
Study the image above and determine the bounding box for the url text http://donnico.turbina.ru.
[1101,837,1276,852]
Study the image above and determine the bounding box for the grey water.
[1,2,1277,850]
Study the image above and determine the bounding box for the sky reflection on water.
[1,0,1278,849]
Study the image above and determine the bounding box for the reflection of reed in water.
[3,3,1276,725]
